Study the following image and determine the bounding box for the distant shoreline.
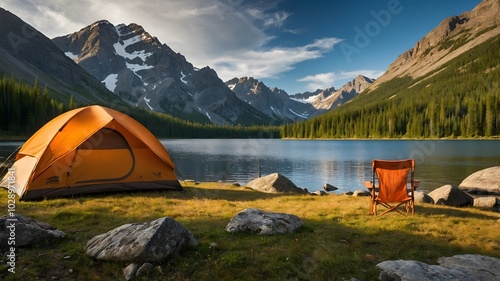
[1,136,500,142]
[0,135,27,142]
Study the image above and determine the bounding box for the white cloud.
[298,70,385,91]
[211,37,343,81]
[263,11,289,28]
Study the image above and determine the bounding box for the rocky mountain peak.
[299,75,374,110]
[226,77,319,122]
[343,75,375,93]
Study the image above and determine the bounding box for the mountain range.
[51,20,373,124]
[0,0,497,134]
[293,75,375,110]
[51,21,272,125]
[0,6,373,127]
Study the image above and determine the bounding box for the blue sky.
[2,0,482,94]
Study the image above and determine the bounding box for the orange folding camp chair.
[364,159,419,216]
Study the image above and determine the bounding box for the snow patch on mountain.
[143,97,153,110]
[65,52,78,60]
[270,106,283,118]
[180,71,189,85]
[102,73,118,92]
[288,108,308,119]
[113,35,153,62]
[290,94,321,104]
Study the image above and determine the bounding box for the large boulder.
[414,191,434,204]
[86,217,198,262]
[473,197,499,209]
[245,173,306,194]
[0,215,65,249]
[428,185,473,207]
[459,166,500,195]
[225,208,303,235]
[377,254,500,281]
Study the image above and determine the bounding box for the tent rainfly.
[1,105,182,200]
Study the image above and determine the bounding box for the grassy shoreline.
[1,182,499,280]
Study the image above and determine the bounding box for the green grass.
[1,182,499,280]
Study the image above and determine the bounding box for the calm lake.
[160,139,500,193]
[1,139,499,193]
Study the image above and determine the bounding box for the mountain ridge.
[370,0,500,89]
[53,20,272,125]
[226,76,321,122]
[0,8,124,106]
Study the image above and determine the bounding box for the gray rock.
[311,190,328,196]
[428,185,473,207]
[378,254,500,281]
[414,191,434,204]
[86,217,198,262]
[323,183,338,192]
[123,263,139,281]
[0,215,65,249]
[459,166,500,195]
[136,262,154,277]
[245,173,306,194]
[437,254,500,280]
[226,208,303,235]
[353,190,371,197]
[377,259,468,281]
[473,197,498,208]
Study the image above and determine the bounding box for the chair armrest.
[364,180,373,189]
[412,180,420,190]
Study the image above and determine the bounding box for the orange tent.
[1,105,182,200]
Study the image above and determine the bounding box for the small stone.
[323,183,338,192]
[155,265,163,275]
[123,263,139,281]
[209,242,218,249]
[136,263,154,277]
[353,190,371,197]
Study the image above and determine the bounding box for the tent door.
[67,128,135,185]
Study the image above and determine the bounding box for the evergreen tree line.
[127,108,280,139]
[0,76,72,136]
[281,35,500,139]
[0,75,280,139]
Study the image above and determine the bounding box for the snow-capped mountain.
[226,77,321,122]
[52,20,271,125]
[290,75,374,110]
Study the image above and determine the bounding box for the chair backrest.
[372,159,414,203]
